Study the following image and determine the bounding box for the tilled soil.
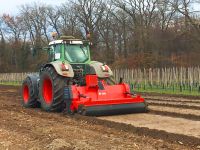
[147,100,200,107]
[149,106,200,121]
[99,113,200,138]
[148,102,200,110]
[149,105,200,116]
[143,95,200,103]
[0,85,200,150]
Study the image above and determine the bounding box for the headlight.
[101,65,109,72]
[61,63,69,71]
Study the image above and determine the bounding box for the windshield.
[65,44,89,63]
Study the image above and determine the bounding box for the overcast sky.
[0,0,199,15]
[0,0,67,15]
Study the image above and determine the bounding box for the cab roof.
[49,40,83,45]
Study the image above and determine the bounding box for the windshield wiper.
[80,46,88,57]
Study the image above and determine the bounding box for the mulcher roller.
[78,103,147,116]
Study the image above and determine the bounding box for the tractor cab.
[47,36,95,86]
[47,36,91,64]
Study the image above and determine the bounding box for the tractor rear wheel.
[39,66,69,112]
[22,75,39,108]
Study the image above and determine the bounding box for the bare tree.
[60,3,82,36]
[1,14,24,69]
[113,0,158,53]
[46,6,61,36]
[171,0,200,32]
[156,0,176,31]
[97,2,116,63]
[0,0,200,71]
[20,3,49,53]
[1,14,22,41]
[72,0,106,45]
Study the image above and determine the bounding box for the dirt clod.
[46,139,71,150]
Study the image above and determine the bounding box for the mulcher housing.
[22,36,147,116]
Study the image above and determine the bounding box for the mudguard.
[43,61,74,77]
[89,61,113,78]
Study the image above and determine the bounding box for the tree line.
[0,0,200,72]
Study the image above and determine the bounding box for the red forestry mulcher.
[22,36,148,116]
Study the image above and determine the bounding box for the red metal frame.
[68,75,145,112]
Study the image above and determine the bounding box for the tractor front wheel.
[39,66,69,112]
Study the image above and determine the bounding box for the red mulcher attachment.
[66,75,148,116]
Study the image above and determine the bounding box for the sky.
[0,0,199,15]
[0,0,67,15]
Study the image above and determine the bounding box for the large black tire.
[39,66,69,112]
[22,75,39,108]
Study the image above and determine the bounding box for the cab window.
[49,44,61,61]
[54,45,61,60]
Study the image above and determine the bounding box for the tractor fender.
[89,61,113,78]
[43,61,74,77]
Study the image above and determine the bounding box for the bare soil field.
[0,85,199,150]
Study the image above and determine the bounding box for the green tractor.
[22,36,147,116]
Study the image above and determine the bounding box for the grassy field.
[0,81,21,86]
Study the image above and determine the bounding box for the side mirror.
[43,47,51,51]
